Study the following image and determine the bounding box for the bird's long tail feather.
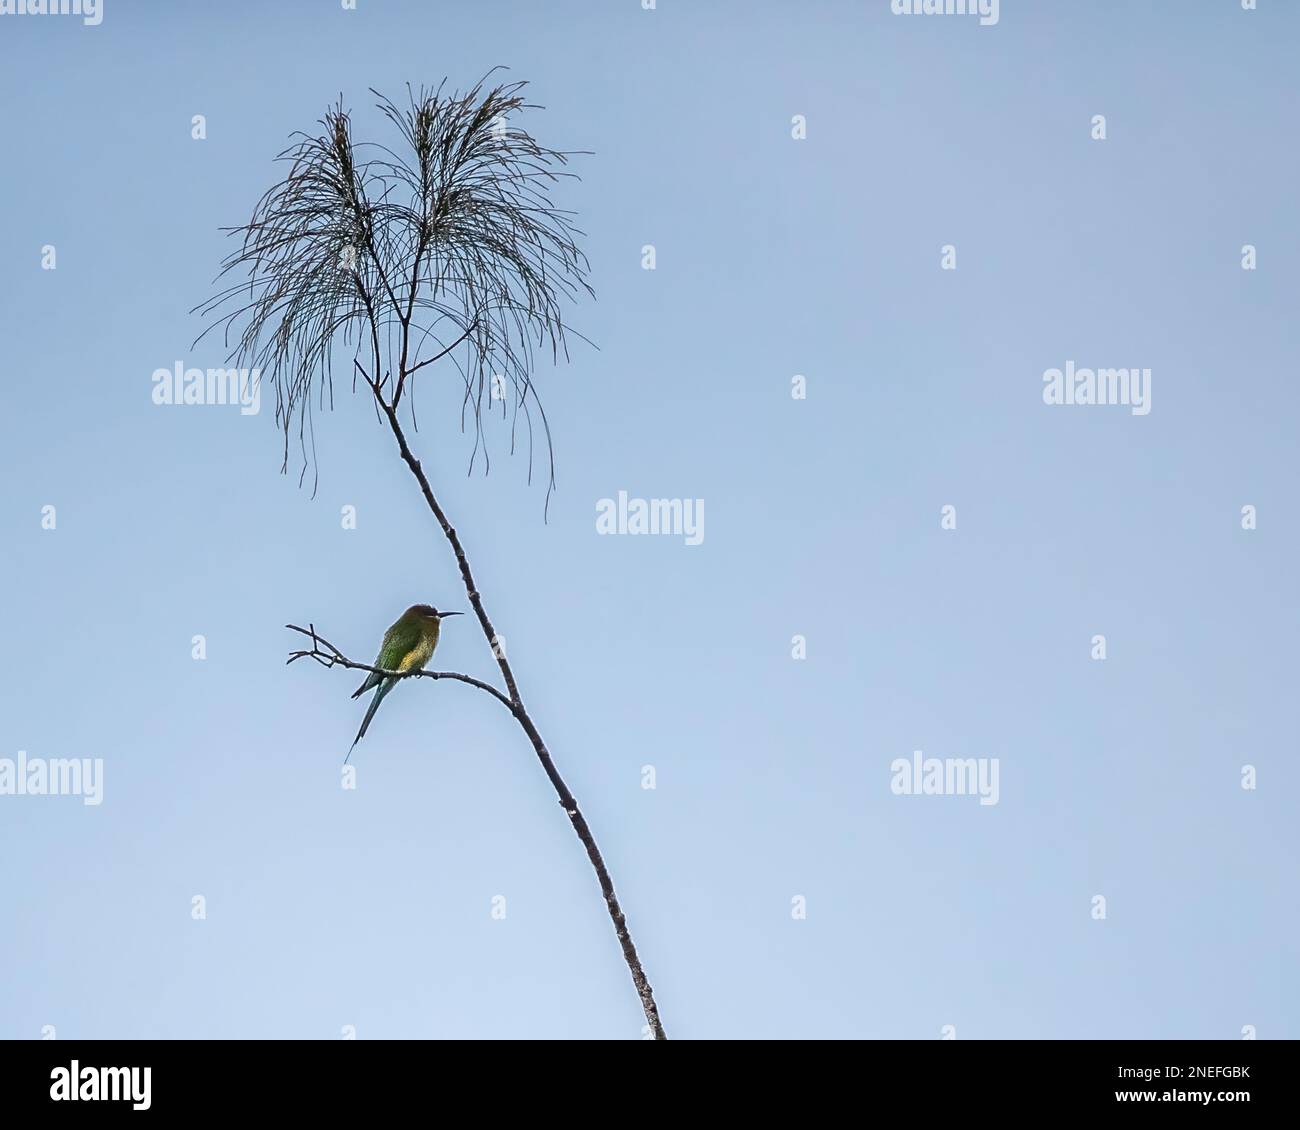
[351,669,383,699]
[346,677,395,762]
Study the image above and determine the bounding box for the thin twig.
[285,622,516,713]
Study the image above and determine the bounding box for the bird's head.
[408,604,463,622]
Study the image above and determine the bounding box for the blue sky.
[1,0,1296,1039]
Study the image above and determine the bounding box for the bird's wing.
[350,618,421,698]
[351,655,386,699]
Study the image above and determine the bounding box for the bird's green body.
[347,604,461,758]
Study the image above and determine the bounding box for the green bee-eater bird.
[347,604,462,760]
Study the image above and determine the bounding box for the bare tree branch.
[197,76,668,1039]
[363,390,667,1039]
[400,318,477,383]
[285,622,515,713]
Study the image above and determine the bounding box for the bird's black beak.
[440,611,464,617]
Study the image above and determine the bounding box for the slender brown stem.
[284,622,515,712]
[372,391,667,1040]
